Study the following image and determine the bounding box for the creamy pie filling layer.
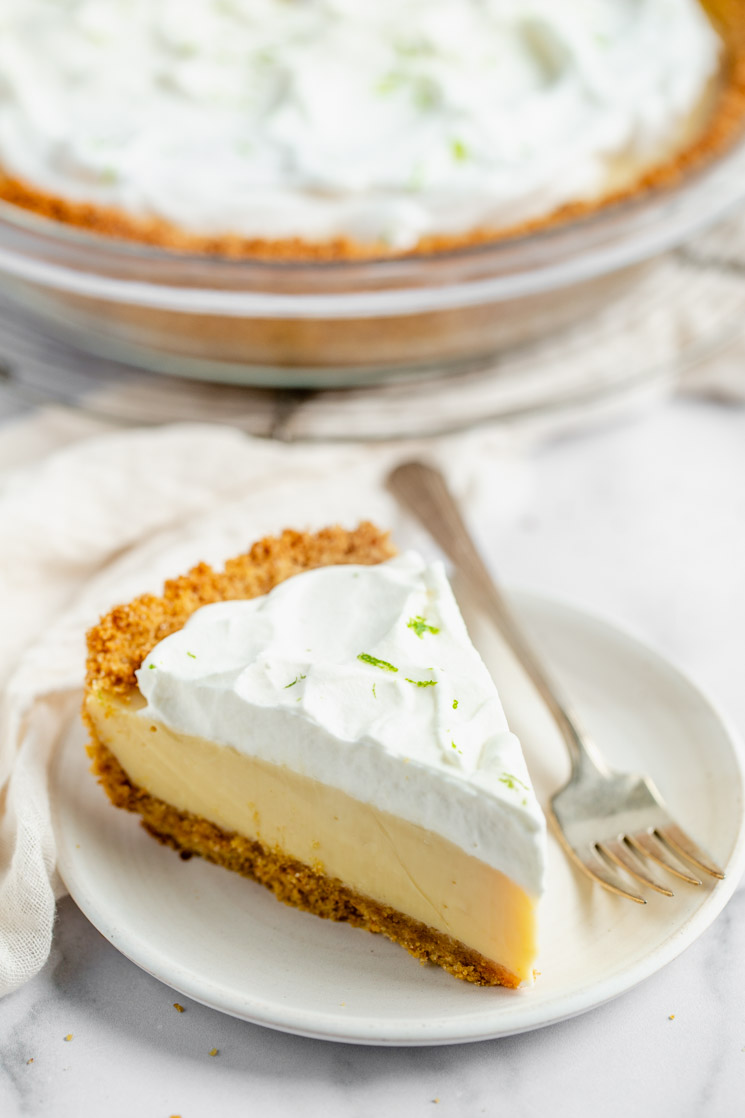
[0,0,722,250]
[132,553,546,898]
[86,689,538,984]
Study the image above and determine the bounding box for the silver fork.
[388,460,725,903]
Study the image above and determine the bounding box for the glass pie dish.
[0,132,744,389]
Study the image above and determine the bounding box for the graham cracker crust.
[3,0,745,261]
[87,734,520,989]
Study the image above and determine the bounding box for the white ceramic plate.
[51,592,745,1046]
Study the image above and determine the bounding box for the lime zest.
[405,678,437,688]
[376,70,404,95]
[500,773,529,792]
[451,138,469,162]
[284,674,307,689]
[407,615,440,639]
[358,654,398,673]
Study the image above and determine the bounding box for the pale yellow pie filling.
[86,690,538,984]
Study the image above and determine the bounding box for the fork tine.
[548,810,646,902]
[597,840,674,896]
[656,824,725,880]
[627,832,702,885]
[567,845,647,903]
[579,850,646,903]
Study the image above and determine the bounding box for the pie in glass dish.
[1,0,744,260]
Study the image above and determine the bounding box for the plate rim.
[51,590,745,1046]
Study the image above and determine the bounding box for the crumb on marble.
[173,1003,185,1013]
[63,1034,73,1042]
[26,1058,34,1065]
[668,1014,675,1020]
[209,1047,218,1057]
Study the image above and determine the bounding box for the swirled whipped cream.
[136,552,546,896]
[0,0,720,248]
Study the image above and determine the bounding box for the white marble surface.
[1,399,744,1116]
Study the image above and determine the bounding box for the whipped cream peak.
[137,552,546,894]
[0,0,720,249]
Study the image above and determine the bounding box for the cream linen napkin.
[0,419,515,997]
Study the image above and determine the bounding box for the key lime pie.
[1,0,744,257]
[84,525,546,987]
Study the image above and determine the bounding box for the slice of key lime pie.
[84,524,546,987]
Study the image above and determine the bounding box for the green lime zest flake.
[394,36,435,59]
[186,651,196,659]
[372,683,377,698]
[451,138,468,162]
[414,77,437,110]
[452,699,459,709]
[407,615,440,639]
[148,663,156,670]
[451,740,463,755]
[405,678,437,688]
[284,674,307,689]
[376,70,405,95]
[499,773,529,792]
[408,161,427,193]
[357,654,398,673]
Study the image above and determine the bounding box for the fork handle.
[388,460,609,778]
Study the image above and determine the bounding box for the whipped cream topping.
[136,553,546,896]
[0,0,720,249]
